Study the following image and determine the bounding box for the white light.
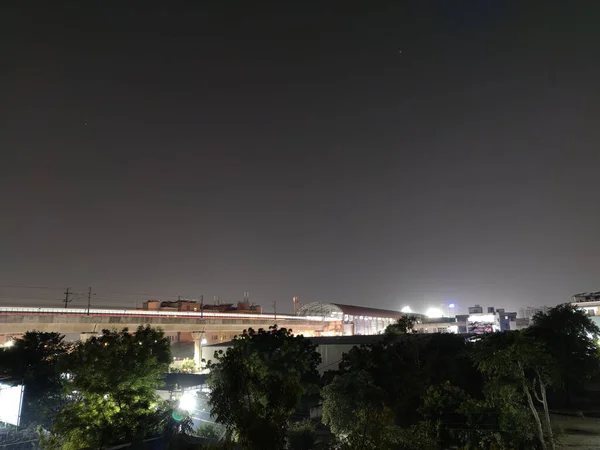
[401,306,412,313]
[447,325,459,334]
[201,338,207,345]
[0,383,24,426]
[178,392,196,413]
[467,314,496,323]
[448,303,456,309]
[3,341,15,348]
[425,307,444,319]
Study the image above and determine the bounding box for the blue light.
[448,303,456,309]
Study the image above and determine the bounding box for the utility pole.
[273,301,277,322]
[86,287,95,316]
[200,295,204,318]
[64,287,72,308]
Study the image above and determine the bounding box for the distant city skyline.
[0,283,575,316]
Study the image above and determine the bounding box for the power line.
[63,287,73,308]
[86,287,96,316]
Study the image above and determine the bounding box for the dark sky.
[2,1,600,314]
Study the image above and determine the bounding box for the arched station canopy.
[296,302,423,321]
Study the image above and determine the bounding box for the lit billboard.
[0,383,24,426]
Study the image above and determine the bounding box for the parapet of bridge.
[0,307,340,343]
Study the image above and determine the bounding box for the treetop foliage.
[208,326,321,450]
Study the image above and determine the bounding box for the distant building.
[518,306,550,319]
[571,292,600,328]
[461,306,520,333]
[416,317,460,334]
[296,302,422,336]
[142,299,262,314]
[468,305,483,314]
[573,292,600,306]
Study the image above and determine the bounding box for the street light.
[179,391,196,413]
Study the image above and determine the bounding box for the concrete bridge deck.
[0,307,334,335]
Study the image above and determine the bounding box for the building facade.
[296,302,421,336]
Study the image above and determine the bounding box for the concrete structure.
[143,298,263,314]
[191,331,205,368]
[415,318,461,334]
[0,307,338,346]
[519,305,551,319]
[572,292,600,328]
[296,302,422,336]
[573,292,600,305]
[202,335,386,374]
[456,306,520,334]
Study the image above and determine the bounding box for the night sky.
[2,2,600,313]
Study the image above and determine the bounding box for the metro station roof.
[296,302,419,320]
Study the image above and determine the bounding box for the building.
[518,305,551,319]
[296,302,422,336]
[143,299,262,314]
[459,306,520,334]
[468,305,484,314]
[202,335,383,374]
[571,292,600,328]
[415,317,461,334]
[573,292,600,304]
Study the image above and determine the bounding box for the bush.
[288,419,316,450]
[194,422,225,440]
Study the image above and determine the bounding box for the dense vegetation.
[0,326,192,449]
[205,304,599,449]
[0,304,598,450]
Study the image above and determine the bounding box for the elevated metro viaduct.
[0,307,340,362]
[0,302,416,365]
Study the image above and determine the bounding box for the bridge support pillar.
[191,331,205,370]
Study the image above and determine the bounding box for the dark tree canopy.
[384,315,418,335]
[528,303,600,394]
[0,332,69,427]
[207,326,321,450]
[44,326,174,450]
[322,333,482,440]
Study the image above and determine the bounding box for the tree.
[179,358,197,374]
[194,422,225,440]
[419,381,540,449]
[528,303,600,399]
[287,419,316,450]
[0,332,70,427]
[44,326,174,450]
[472,331,557,450]
[207,326,321,450]
[322,333,482,439]
[384,315,418,335]
[322,370,387,437]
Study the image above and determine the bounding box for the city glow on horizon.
[401,306,412,313]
